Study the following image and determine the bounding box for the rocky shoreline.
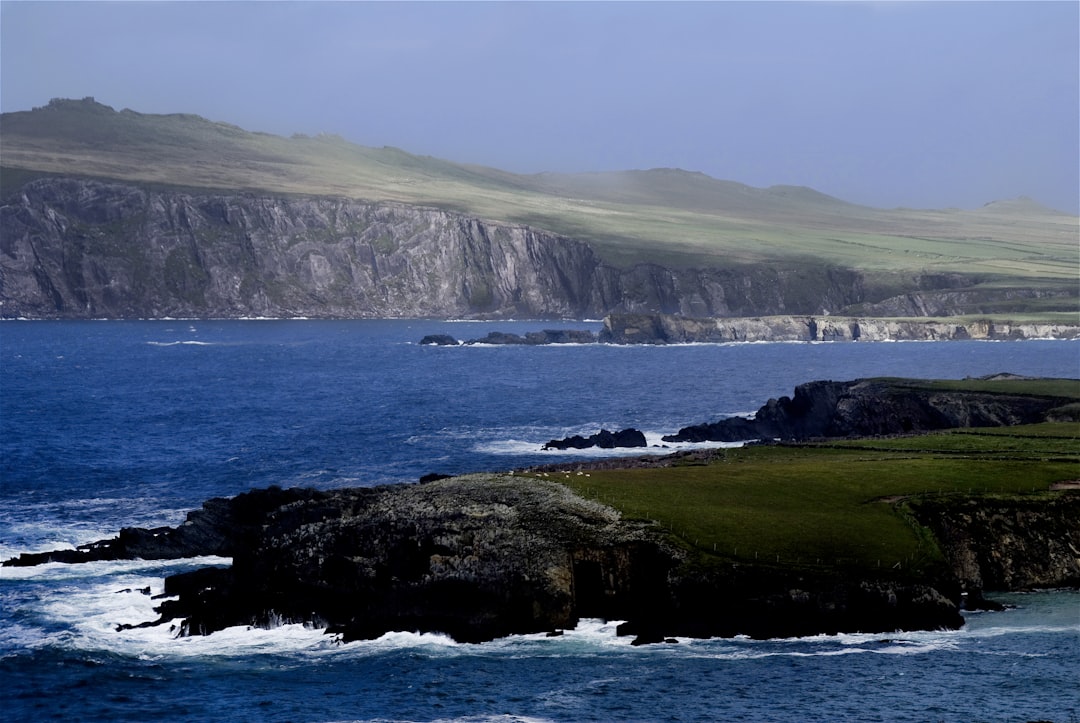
[6,375,1078,645]
[419,313,1080,347]
[7,471,1077,645]
[4,475,978,644]
[599,313,1080,344]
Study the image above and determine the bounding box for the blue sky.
[2,1,1077,213]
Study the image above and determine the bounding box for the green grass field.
[550,422,1079,575]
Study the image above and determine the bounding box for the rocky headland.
[663,375,1079,443]
[6,376,1077,645]
[6,472,1077,644]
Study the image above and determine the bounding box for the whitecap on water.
[0,555,232,582]
[472,429,744,457]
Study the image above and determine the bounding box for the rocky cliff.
[908,492,1080,596]
[663,376,1078,443]
[600,312,1080,344]
[0,177,869,319]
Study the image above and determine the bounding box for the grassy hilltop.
[2,97,1077,312]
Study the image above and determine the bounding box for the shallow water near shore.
[2,320,1078,722]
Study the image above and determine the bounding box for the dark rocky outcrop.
[2,486,319,566]
[4,475,972,643]
[663,376,1079,443]
[419,334,459,346]
[542,428,648,451]
[131,476,668,643]
[618,566,964,643]
[0,177,873,319]
[7,473,1078,644]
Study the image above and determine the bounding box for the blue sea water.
[1,320,1078,722]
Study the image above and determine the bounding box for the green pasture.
[552,423,1080,575]
[887,376,1080,399]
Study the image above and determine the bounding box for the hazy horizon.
[2,1,1077,214]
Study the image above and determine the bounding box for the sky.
[1,1,1078,214]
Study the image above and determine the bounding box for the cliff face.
[909,493,1080,595]
[600,313,1080,344]
[1,178,868,319]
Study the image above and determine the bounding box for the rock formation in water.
[599,312,1080,344]
[1,177,874,320]
[2,486,320,566]
[420,330,598,346]
[542,428,648,451]
[663,376,1079,443]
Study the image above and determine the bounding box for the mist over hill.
[1,98,1076,320]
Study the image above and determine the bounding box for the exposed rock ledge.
[600,313,1080,344]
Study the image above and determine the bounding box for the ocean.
[2,320,1078,722]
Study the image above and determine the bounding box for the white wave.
[8,568,635,661]
[474,430,744,457]
[0,501,192,559]
[964,623,1080,639]
[322,618,634,661]
[10,558,1071,663]
[633,628,964,662]
[0,555,231,582]
[146,340,215,346]
[8,577,1057,665]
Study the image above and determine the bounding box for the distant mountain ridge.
[1,97,1076,320]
